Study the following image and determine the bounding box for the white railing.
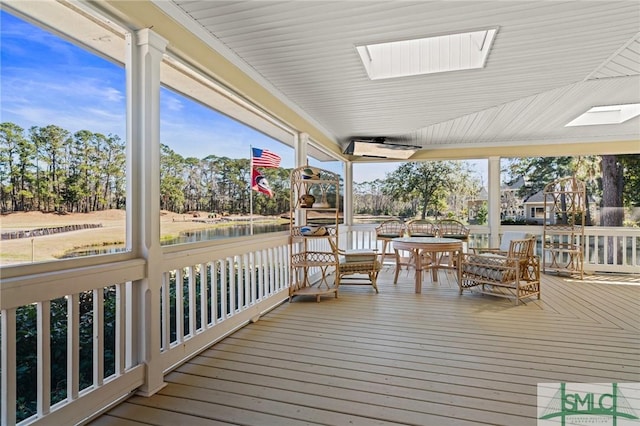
[1,234,291,425]
[159,234,290,373]
[1,260,146,426]
[345,224,640,273]
[2,225,637,425]
[583,227,640,273]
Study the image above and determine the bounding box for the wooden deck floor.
[91,267,640,426]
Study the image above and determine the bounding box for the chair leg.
[370,272,379,293]
[393,249,401,284]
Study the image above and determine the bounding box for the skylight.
[565,103,640,127]
[356,28,498,80]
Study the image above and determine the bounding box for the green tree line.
[0,123,126,213]
[3,122,637,223]
[353,161,481,220]
[0,122,291,216]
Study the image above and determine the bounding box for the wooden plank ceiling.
[159,1,640,157]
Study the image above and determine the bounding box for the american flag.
[251,147,281,168]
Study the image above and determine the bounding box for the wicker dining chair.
[375,219,405,264]
[405,219,438,237]
[436,219,470,241]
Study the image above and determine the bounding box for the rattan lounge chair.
[460,236,540,305]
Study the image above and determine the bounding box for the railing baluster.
[246,253,254,305]
[199,262,207,331]
[116,282,126,374]
[94,288,104,387]
[68,293,80,402]
[210,262,218,324]
[37,301,51,416]
[188,266,196,338]
[232,257,237,312]
[269,247,275,294]
[270,248,277,293]
[281,245,288,291]
[161,273,170,351]
[1,308,17,425]
[176,268,184,344]
[242,254,247,307]
[220,259,228,320]
[256,251,264,300]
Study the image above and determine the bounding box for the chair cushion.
[343,250,377,262]
[499,231,530,252]
[339,259,382,273]
[462,254,514,282]
[443,234,468,240]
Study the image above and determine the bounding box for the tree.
[572,156,601,226]
[160,144,186,212]
[507,156,604,226]
[99,134,125,210]
[476,202,488,225]
[445,163,480,220]
[30,125,71,212]
[0,122,35,211]
[620,155,640,210]
[383,161,461,219]
[507,157,575,201]
[600,155,624,227]
[183,156,204,212]
[354,179,393,216]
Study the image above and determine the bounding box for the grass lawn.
[1,210,284,266]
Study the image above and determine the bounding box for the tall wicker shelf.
[289,166,341,302]
[543,176,586,279]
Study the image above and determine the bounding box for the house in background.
[523,190,546,224]
[501,176,526,222]
[467,186,488,224]
[468,176,527,224]
[524,190,600,225]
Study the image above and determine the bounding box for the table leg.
[456,249,462,284]
[431,250,438,282]
[380,239,389,263]
[414,248,422,293]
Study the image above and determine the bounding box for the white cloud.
[162,96,184,112]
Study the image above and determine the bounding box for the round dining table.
[392,237,463,293]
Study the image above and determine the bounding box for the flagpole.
[249,145,254,235]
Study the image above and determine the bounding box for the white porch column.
[487,156,501,247]
[343,161,354,249]
[296,132,308,167]
[293,133,308,226]
[343,162,353,226]
[126,28,168,396]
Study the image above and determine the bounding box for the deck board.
[92,270,640,426]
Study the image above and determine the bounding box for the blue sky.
[0,10,485,184]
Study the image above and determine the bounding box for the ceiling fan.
[343,137,421,159]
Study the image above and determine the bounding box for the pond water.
[61,223,289,258]
[162,222,288,245]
